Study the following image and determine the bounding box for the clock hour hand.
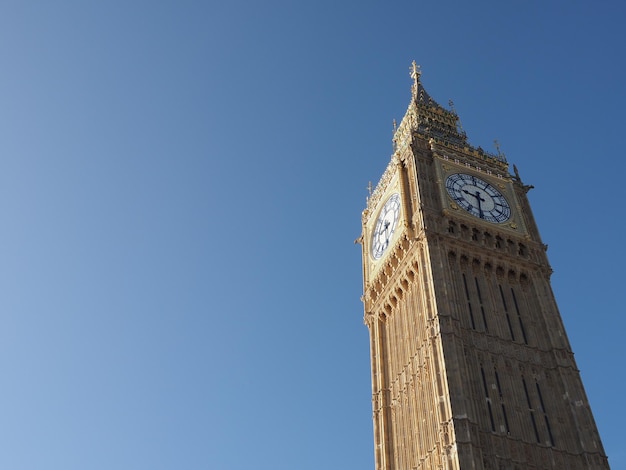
[382,220,390,236]
[462,189,486,218]
[462,189,485,202]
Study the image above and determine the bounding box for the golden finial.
[410,61,421,81]
[410,61,421,96]
[494,139,502,155]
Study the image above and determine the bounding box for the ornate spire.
[393,63,507,165]
[410,61,421,98]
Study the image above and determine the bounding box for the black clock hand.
[462,189,486,218]
[462,189,486,202]
[382,220,391,237]
[383,220,395,246]
[474,191,485,218]
[376,221,390,245]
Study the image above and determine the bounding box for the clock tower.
[358,64,609,469]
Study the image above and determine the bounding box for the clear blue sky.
[0,1,624,469]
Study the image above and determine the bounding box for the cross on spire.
[410,61,421,82]
[410,61,421,98]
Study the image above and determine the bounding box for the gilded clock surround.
[436,158,526,234]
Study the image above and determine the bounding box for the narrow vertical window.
[536,382,555,446]
[462,274,476,329]
[494,370,503,397]
[511,288,528,344]
[481,366,495,432]
[522,377,541,443]
[535,382,546,411]
[495,368,509,433]
[499,284,515,340]
[530,412,540,443]
[501,404,510,434]
[475,277,489,332]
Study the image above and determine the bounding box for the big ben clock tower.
[358,63,609,469]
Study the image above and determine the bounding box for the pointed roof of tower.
[394,63,507,165]
[410,61,441,108]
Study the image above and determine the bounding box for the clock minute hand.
[383,221,391,245]
[473,190,485,219]
[462,189,486,218]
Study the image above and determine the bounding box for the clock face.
[445,173,511,223]
[371,193,401,260]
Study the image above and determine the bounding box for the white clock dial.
[445,173,511,223]
[371,193,401,260]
